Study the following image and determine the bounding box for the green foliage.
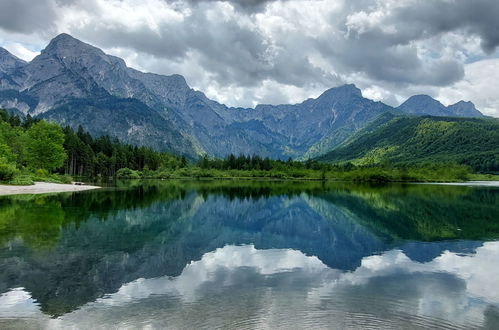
[116,168,141,179]
[0,162,18,181]
[62,125,185,177]
[0,108,186,184]
[25,121,66,171]
[7,175,34,185]
[34,169,49,178]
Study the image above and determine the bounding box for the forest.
[0,109,185,184]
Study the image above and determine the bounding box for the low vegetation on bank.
[115,162,476,183]
[0,109,496,185]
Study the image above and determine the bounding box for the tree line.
[196,154,328,172]
[0,109,187,181]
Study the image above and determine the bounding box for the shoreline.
[417,181,499,187]
[0,182,100,196]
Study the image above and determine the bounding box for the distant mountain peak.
[448,100,483,117]
[47,33,83,47]
[403,94,444,106]
[320,84,362,100]
[398,94,483,117]
[454,100,473,105]
[43,33,103,58]
[52,32,77,41]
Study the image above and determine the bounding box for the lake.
[0,180,498,329]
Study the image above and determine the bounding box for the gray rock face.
[0,47,26,90]
[0,47,25,73]
[398,95,483,117]
[0,34,485,159]
[447,100,483,117]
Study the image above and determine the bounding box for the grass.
[1,169,73,186]
[130,163,489,183]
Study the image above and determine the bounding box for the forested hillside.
[317,113,499,173]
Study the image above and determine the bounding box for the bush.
[44,174,73,184]
[0,163,19,181]
[8,175,34,185]
[34,169,49,178]
[59,174,73,184]
[116,167,141,179]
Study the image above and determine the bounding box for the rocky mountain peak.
[41,33,108,62]
[401,94,444,107]
[398,94,448,116]
[318,84,362,102]
[399,95,483,117]
[448,100,483,117]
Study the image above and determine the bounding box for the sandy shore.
[0,182,100,196]
[419,181,499,187]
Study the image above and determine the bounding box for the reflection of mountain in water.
[0,180,498,316]
[2,243,499,329]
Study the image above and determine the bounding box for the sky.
[0,0,499,117]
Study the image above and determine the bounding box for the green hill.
[317,113,499,173]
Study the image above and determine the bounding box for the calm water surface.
[0,180,498,329]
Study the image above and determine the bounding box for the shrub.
[34,168,49,178]
[8,175,34,185]
[0,163,19,181]
[116,167,141,179]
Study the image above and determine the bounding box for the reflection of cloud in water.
[101,245,332,305]
[1,243,499,329]
[0,288,39,318]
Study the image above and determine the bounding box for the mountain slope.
[38,96,198,157]
[317,114,499,172]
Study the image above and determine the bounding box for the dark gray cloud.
[0,0,58,34]
[184,0,284,13]
[388,0,499,54]
[319,25,466,86]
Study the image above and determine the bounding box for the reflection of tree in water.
[0,196,65,249]
[0,180,498,317]
[317,183,499,241]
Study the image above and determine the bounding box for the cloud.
[186,0,284,13]
[0,0,498,113]
[1,42,39,61]
[387,0,499,54]
[0,0,58,34]
[438,59,499,117]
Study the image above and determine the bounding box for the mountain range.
[0,33,485,160]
